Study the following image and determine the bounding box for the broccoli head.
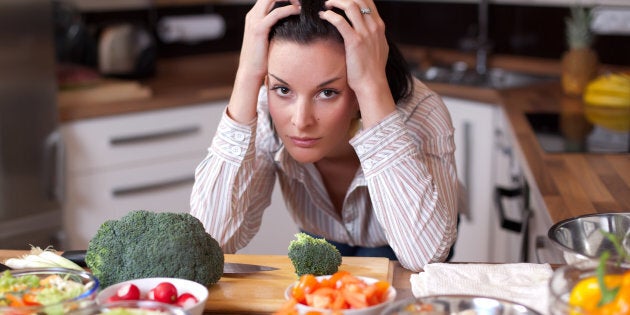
[85,210,224,288]
[287,232,342,277]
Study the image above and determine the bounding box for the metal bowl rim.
[383,294,542,315]
[547,212,630,258]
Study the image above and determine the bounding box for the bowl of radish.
[96,278,208,315]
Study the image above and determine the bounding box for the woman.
[190,0,459,272]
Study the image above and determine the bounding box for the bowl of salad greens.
[0,267,99,315]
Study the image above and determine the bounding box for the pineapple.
[566,6,594,50]
[561,6,598,96]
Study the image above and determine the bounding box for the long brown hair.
[269,0,413,103]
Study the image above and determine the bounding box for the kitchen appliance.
[526,112,630,153]
[0,0,63,249]
[98,23,156,78]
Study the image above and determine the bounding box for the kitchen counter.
[0,250,414,314]
[56,49,630,227]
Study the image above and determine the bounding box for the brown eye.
[319,89,339,99]
[271,86,291,96]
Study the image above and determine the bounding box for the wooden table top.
[497,83,630,222]
[0,250,414,314]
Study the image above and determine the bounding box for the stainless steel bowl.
[382,295,542,315]
[547,212,630,264]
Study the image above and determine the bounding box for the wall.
[377,1,629,65]
[69,1,630,66]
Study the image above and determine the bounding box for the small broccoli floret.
[85,210,224,288]
[288,233,342,277]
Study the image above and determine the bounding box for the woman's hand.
[229,0,300,124]
[319,0,396,128]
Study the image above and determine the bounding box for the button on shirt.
[190,78,459,272]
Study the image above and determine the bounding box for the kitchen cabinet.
[61,100,297,253]
[499,111,565,264]
[444,96,524,263]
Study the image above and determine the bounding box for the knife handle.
[61,250,88,267]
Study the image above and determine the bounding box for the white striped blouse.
[190,78,459,272]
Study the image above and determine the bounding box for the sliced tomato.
[321,270,351,288]
[5,293,25,307]
[345,289,369,309]
[292,274,319,304]
[22,293,41,306]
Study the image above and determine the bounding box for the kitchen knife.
[0,262,10,272]
[61,250,278,274]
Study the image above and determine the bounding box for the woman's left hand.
[319,0,396,127]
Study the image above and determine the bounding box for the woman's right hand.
[239,0,300,80]
[229,0,300,124]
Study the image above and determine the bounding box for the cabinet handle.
[461,121,472,220]
[494,181,531,232]
[494,182,531,261]
[112,176,195,197]
[43,130,65,202]
[110,126,200,146]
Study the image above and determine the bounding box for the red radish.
[175,293,198,308]
[150,282,178,304]
[115,283,141,301]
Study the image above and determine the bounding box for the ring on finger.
[360,7,372,15]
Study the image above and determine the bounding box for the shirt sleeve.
[190,106,277,254]
[350,84,459,272]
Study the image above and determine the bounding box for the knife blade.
[61,250,278,274]
[223,262,278,274]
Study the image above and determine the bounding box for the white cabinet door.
[443,97,523,262]
[444,97,496,262]
[61,101,227,249]
[63,155,200,249]
[61,100,298,252]
[62,101,226,174]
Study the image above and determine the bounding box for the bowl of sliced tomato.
[280,271,396,315]
[0,268,99,314]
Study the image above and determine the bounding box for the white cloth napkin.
[410,263,553,314]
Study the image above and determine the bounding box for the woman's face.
[267,39,359,164]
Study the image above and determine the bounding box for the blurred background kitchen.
[1,0,628,263]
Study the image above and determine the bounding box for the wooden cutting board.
[206,254,392,314]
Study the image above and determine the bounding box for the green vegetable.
[4,246,83,271]
[85,210,224,288]
[0,270,87,314]
[287,233,341,277]
[596,251,620,307]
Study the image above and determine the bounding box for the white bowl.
[284,275,396,315]
[96,277,208,315]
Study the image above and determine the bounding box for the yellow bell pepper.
[569,270,630,315]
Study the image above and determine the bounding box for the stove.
[525,112,629,154]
